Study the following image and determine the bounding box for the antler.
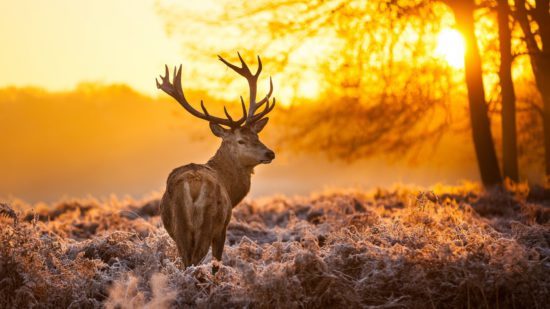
[218,52,276,126]
[156,65,247,129]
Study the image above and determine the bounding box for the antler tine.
[218,53,275,126]
[248,98,276,123]
[218,55,246,77]
[155,65,170,93]
[255,55,262,77]
[223,106,233,122]
[237,52,252,76]
[200,100,210,116]
[156,64,246,128]
[240,96,248,119]
[174,65,185,98]
[255,76,273,109]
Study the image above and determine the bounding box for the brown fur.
[160,125,274,267]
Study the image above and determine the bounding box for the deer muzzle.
[261,150,275,163]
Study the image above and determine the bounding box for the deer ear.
[250,118,269,133]
[210,123,229,138]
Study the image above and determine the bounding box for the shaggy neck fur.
[207,142,254,207]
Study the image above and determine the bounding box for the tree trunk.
[533,0,550,179]
[543,85,550,180]
[515,0,550,180]
[497,0,519,182]
[449,1,503,186]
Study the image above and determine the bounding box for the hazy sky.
[0,0,183,95]
[0,0,466,99]
[1,1,542,203]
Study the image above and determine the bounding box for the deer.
[155,53,276,271]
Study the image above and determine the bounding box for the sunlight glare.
[435,28,465,69]
[298,79,320,99]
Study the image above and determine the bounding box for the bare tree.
[513,0,550,179]
[441,0,502,186]
[497,0,519,182]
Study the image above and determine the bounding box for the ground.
[1,183,549,308]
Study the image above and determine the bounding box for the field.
[1,184,549,308]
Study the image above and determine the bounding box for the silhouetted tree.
[513,0,550,180]
[496,0,519,182]
[444,0,502,186]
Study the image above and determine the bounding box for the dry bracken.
[0,185,549,308]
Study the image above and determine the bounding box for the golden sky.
[0,0,184,95]
[0,0,466,98]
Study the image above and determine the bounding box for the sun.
[435,28,465,69]
[297,79,320,99]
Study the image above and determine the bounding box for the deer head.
[156,53,276,167]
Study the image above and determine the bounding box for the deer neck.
[206,145,253,207]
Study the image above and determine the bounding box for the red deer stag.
[156,53,275,270]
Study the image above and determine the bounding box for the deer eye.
[237,140,245,145]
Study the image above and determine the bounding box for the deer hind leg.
[176,233,192,267]
[190,219,213,265]
[212,229,227,263]
[188,180,216,266]
[173,181,196,268]
[210,231,226,275]
[176,236,193,267]
[212,199,230,262]
[173,222,193,267]
[212,193,231,274]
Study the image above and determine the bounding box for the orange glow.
[0,0,181,96]
[298,79,320,99]
[0,1,545,204]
